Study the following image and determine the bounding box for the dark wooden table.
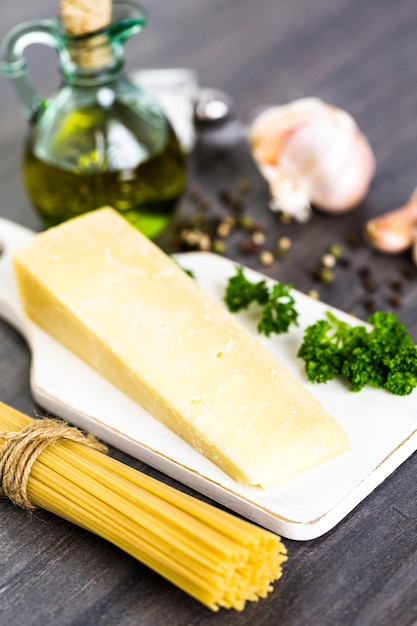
[1,1,417,624]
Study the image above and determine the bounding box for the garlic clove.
[365,191,417,254]
[249,98,375,221]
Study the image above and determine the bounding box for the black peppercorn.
[364,298,377,312]
[388,294,402,308]
[362,278,378,293]
[389,279,403,293]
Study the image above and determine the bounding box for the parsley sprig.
[297,310,417,396]
[224,266,299,336]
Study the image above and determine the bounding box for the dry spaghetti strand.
[0,401,287,611]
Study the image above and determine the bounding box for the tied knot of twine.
[0,419,107,510]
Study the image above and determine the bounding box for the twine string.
[0,419,107,509]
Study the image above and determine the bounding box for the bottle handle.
[1,20,58,120]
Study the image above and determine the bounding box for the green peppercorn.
[318,267,335,284]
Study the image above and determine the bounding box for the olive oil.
[3,1,187,239]
[23,103,187,239]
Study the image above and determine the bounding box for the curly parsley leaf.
[224,267,269,312]
[224,266,298,336]
[257,283,299,336]
[296,318,343,383]
[297,310,417,396]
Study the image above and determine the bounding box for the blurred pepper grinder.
[1,0,187,238]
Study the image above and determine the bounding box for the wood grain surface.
[1,1,416,625]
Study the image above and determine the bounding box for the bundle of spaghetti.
[0,401,287,611]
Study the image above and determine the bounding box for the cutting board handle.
[0,217,35,340]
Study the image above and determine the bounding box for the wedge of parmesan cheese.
[13,207,350,488]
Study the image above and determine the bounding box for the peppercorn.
[319,267,335,284]
[228,194,245,213]
[345,230,361,248]
[179,228,212,252]
[321,253,337,269]
[357,266,372,279]
[401,266,416,280]
[390,279,403,293]
[362,278,377,293]
[212,239,226,254]
[239,240,258,254]
[199,234,212,251]
[388,294,402,308]
[363,298,377,312]
[217,219,234,238]
[238,215,255,231]
[277,236,292,252]
[338,257,351,269]
[259,250,274,266]
[252,230,266,245]
[328,244,342,258]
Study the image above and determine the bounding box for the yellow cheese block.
[13,207,350,488]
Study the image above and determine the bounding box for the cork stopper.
[60,0,113,69]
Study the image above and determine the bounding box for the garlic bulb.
[249,98,375,221]
[365,188,417,262]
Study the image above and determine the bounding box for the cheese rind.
[13,207,350,488]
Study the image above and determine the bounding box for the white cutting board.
[0,216,416,541]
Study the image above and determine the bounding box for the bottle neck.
[59,37,125,86]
